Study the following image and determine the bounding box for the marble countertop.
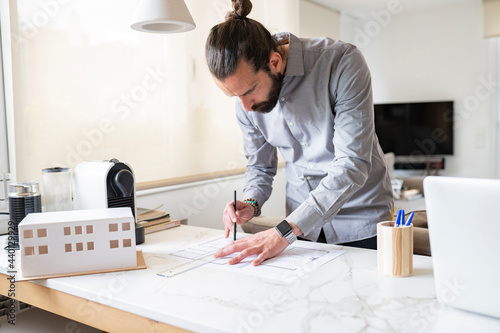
[1,225,499,333]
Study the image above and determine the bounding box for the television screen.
[374,101,454,156]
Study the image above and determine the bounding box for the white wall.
[341,0,497,178]
[136,168,287,230]
[299,0,341,38]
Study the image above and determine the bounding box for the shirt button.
[289,122,294,127]
[309,164,314,169]
[307,176,311,180]
[302,142,307,146]
[280,97,286,102]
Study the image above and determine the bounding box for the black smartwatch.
[275,220,297,245]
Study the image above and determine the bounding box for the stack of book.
[137,207,180,234]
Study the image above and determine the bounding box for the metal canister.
[8,181,42,244]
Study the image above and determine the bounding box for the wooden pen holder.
[377,221,413,277]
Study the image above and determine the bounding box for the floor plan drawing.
[154,236,345,281]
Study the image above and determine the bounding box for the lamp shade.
[131,0,196,33]
[484,0,500,38]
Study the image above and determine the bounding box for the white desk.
[1,225,499,333]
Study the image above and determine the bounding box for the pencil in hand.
[233,190,237,241]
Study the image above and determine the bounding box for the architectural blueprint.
[154,236,345,281]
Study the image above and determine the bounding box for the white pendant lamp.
[484,0,500,38]
[131,0,196,33]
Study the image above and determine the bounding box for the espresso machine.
[73,159,144,244]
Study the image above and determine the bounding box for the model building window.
[122,222,131,231]
[37,228,47,238]
[39,245,49,255]
[109,223,118,232]
[23,229,33,239]
[87,241,94,251]
[110,240,119,249]
[123,239,132,248]
[75,226,82,235]
[65,243,72,252]
[86,225,93,234]
[64,227,71,236]
[25,246,35,256]
[76,243,84,251]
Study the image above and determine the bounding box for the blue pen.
[395,209,404,227]
[405,212,414,226]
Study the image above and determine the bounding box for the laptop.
[424,176,500,319]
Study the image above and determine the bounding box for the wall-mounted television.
[374,101,454,156]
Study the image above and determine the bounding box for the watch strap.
[284,231,297,245]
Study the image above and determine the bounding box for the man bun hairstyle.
[205,0,279,80]
[225,0,252,20]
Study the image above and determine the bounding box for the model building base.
[17,250,146,281]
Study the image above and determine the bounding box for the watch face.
[276,220,292,236]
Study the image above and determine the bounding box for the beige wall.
[6,0,299,184]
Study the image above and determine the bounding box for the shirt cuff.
[286,202,324,236]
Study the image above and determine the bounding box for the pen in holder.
[377,221,413,277]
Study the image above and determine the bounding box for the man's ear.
[269,52,283,73]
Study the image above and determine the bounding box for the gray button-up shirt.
[237,33,394,244]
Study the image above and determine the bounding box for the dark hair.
[205,0,279,80]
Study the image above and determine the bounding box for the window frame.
[0,11,8,206]
[0,1,16,208]
[496,39,500,178]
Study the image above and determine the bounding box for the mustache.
[251,101,275,113]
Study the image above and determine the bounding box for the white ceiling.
[309,0,477,14]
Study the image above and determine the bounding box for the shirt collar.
[274,32,304,77]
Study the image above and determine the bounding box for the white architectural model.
[19,207,137,277]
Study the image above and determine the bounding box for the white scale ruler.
[157,251,222,278]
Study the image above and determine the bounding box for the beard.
[251,71,284,114]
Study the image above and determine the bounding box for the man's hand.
[222,200,255,238]
[214,225,298,266]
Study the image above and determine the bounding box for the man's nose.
[239,97,254,111]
